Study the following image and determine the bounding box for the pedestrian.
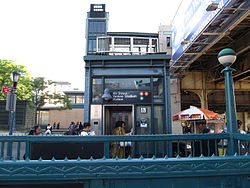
[80,122,95,136]
[68,121,76,135]
[28,125,42,135]
[44,123,52,135]
[110,121,132,158]
[53,122,56,129]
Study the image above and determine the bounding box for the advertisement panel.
[171,0,230,62]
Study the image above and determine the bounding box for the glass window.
[105,78,150,90]
[88,39,96,53]
[114,38,130,45]
[153,105,165,156]
[133,38,149,45]
[69,96,75,104]
[98,37,111,51]
[92,78,102,103]
[76,96,84,104]
[153,78,164,103]
[166,37,171,47]
[89,21,104,33]
[153,105,164,134]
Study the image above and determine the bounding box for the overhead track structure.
[171,0,250,83]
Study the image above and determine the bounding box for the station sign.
[1,86,12,93]
[106,90,151,104]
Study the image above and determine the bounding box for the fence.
[0,133,250,187]
[0,133,249,160]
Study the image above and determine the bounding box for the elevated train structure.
[171,0,250,128]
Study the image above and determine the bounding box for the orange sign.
[180,114,202,120]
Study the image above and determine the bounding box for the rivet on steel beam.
[139,156,144,160]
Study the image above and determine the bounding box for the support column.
[84,66,91,122]
[200,72,208,109]
[164,66,172,157]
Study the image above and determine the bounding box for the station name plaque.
[108,91,151,104]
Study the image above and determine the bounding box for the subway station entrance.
[104,105,133,135]
[84,54,172,135]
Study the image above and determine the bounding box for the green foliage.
[1,60,71,112]
[31,77,71,110]
[0,60,33,100]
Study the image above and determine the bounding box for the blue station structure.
[84,4,173,137]
[0,2,250,188]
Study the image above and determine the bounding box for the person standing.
[111,121,132,158]
[80,122,95,136]
[78,122,83,132]
[28,125,42,135]
[45,123,52,135]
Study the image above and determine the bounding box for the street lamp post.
[218,48,238,155]
[6,71,20,159]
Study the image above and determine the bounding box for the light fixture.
[7,70,20,159]
[181,40,189,45]
[206,2,219,11]
[217,48,238,155]
[217,48,236,67]
[11,71,20,83]
[206,1,249,12]
[102,88,113,101]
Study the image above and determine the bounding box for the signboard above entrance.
[107,91,151,104]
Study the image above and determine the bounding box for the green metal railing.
[1,133,249,160]
[0,133,250,187]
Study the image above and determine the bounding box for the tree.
[1,60,71,125]
[0,60,33,100]
[31,77,71,124]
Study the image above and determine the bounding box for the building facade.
[84,4,173,136]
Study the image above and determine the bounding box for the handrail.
[233,133,250,141]
[0,133,230,142]
[1,133,249,161]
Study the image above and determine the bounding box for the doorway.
[104,105,133,135]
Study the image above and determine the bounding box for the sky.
[0,0,182,90]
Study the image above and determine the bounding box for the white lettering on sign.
[112,91,137,101]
